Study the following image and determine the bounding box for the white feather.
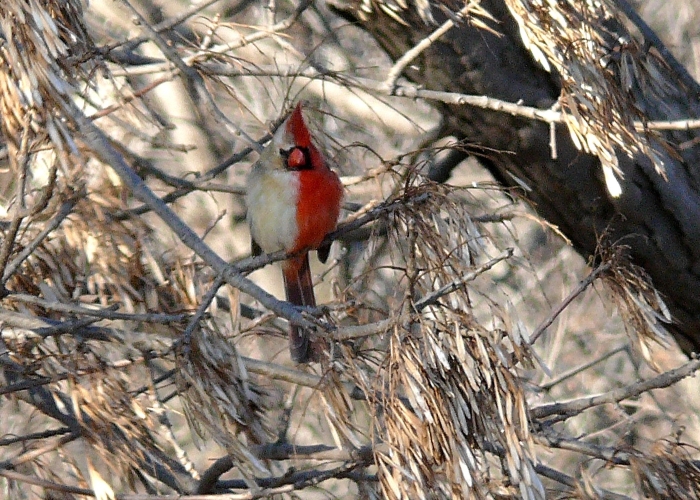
[246,165,299,253]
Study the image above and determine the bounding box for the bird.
[246,102,343,363]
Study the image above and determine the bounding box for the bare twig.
[0,427,72,447]
[0,469,93,497]
[540,344,629,390]
[332,318,395,342]
[528,260,612,345]
[0,308,115,342]
[121,0,264,152]
[384,4,474,90]
[414,248,513,311]
[199,64,700,130]
[536,429,630,466]
[197,444,373,495]
[241,356,322,388]
[13,114,32,213]
[7,293,189,323]
[534,463,633,500]
[116,140,267,219]
[532,357,700,419]
[105,0,228,55]
[120,0,198,85]
[252,442,376,461]
[1,198,77,283]
[112,0,314,79]
[0,431,79,469]
[180,276,225,352]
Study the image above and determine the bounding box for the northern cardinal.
[246,103,343,363]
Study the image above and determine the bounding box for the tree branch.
[532,357,700,419]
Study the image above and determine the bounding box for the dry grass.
[1,1,699,499]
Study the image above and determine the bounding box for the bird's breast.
[246,167,300,254]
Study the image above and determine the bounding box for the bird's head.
[261,102,327,173]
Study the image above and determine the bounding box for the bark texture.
[331,0,700,355]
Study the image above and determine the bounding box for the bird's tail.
[283,254,322,363]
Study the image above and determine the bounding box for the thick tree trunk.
[331,0,700,354]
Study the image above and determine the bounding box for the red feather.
[286,102,312,147]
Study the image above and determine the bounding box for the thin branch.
[32,313,114,340]
[115,140,267,220]
[197,444,375,494]
[384,4,473,90]
[252,442,376,461]
[0,377,65,397]
[532,357,700,419]
[324,192,430,244]
[540,344,628,390]
[111,0,314,78]
[333,318,394,342]
[414,248,513,311]
[484,431,633,499]
[2,198,76,283]
[199,64,700,130]
[199,63,566,121]
[0,469,93,497]
[180,276,225,353]
[242,357,372,402]
[7,293,189,323]
[0,427,72,447]
[0,215,23,292]
[0,308,116,342]
[127,467,375,499]
[120,0,197,83]
[1,354,161,396]
[534,463,633,500]
[0,431,79,469]
[88,75,175,121]
[105,0,229,56]
[241,356,322,388]
[536,430,630,466]
[120,0,263,152]
[528,260,611,345]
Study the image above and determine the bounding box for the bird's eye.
[280,146,311,170]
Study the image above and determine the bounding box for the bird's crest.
[286,102,312,148]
